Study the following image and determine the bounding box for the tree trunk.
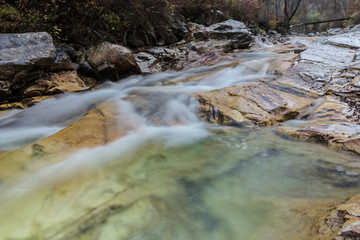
[279,0,302,33]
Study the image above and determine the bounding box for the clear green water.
[0,127,359,240]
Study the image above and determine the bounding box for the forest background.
[0,0,359,47]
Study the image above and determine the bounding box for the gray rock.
[297,32,358,92]
[327,28,343,35]
[0,32,93,103]
[325,31,360,49]
[193,20,252,49]
[186,22,205,32]
[350,24,360,32]
[57,43,83,62]
[268,30,280,37]
[134,52,161,73]
[0,32,57,81]
[49,49,75,72]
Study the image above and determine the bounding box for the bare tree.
[277,0,302,33]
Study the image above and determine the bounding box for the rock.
[0,102,128,179]
[343,138,360,154]
[23,71,86,97]
[125,10,187,48]
[49,49,75,72]
[268,30,281,37]
[0,81,12,100]
[195,9,228,27]
[0,32,89,104]
[81,42,141,80]
[77,59,97,79]
[325,31,360,49]
[144,47,189,71]
[327,27,344,35]
[57,43,83,62]
[0,32,57,81]
[196,82,315,127]
[350,24,360,32]
[277,122,360,154]
[0,71,86,110]
[186,22,205,32]
[134,52,161,73]
[289,32,359,95]
[193,20,252,49]
[313,195,360,240]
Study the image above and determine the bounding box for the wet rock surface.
[314,194,360,240]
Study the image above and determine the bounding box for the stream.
[0,51,359,240]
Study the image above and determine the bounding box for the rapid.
[0,50,359,240]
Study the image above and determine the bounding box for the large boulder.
[0,32,84,104]
[0,32,57,81]
[0,32,57,100]
[80,42,141,80]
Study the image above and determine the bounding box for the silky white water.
[0,53,359,240]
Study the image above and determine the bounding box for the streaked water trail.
[0,51,359,240]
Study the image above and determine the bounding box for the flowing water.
[0,52,360,240]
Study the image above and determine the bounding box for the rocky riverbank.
[0,19,252,109]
